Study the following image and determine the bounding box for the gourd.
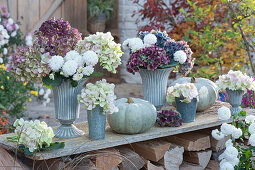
[170,77,218,111]
[108,98,157,134]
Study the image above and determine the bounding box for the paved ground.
[25,83,143,126]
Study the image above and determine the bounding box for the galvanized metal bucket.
[139,67,174,110]
[52,78,88,138]
[226,89,244,115]
[87,106,106,140]
[175,97,197,123]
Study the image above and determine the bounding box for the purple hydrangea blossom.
[126,45,169,74]
[156,109,183,127]
[34,18,82,56]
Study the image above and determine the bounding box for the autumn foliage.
[0,110,12,134]
[132,0,255,80]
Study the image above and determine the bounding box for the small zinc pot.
[139,67,174,110]
[226,89,244,115]
[87,106,106,140]
[175,97,197,123]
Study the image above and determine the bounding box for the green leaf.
[239,110,246,117]
[40,142,65,151]
[71,80,78,87]
[180,8,184,13]
[89,72,103,77]
[18,145,34,156]
[0,103,6,110]
[42,75,63,87]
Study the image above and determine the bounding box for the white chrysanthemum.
[218,106,231,120]
[225,139,233,147]
[220,162,234,170]
[11,31,16,37]
[249,134,255,146]
[224,146,238,160]
[82,50,98,66]
[231,128,242,139]
[65,50,83,66]
[77,67,83,73]
[48,55,64,72]
[173,50,187,64]
[49,73,54,80]
[82,65,94,76]
[122,39,130,51]
[62,60,78,77]
[39,89,44,96]
[25,33,33,46]
[73,73,83,81]
[0,57,3,63]
[8,18,14,25]
[129,38,144,53]
[212,129,225,140]
[245,115,255,124]
[144,33,157,45]
[199,86,208,98]
[221,123,235,135]
[248,123,255,134]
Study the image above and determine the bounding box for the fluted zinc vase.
[175,97,197,123]
[226,89,244,115]
[139,67,174,110]
[52,78,88,138]
[87,106,106,140]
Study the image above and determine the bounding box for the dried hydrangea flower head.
[34,18,82,56]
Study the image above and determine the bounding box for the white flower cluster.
[218,106,231,120]
[0,17,19,48]
[13,118,54,152]
[75,32,122,74]
[78,79,118,114]
[37,85,51,106]
[0,57,3,63]
[123,33,157,53]
[211,115,255,169]
[47,50,98,81]
[216,70,255,92]
[173,50,187,64]
[25,33,33,46]
[166,83,199,103]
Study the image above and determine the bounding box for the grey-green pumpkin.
[170,77,218,111]
[108,98,157,134]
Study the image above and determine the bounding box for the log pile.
[0,128,227,170]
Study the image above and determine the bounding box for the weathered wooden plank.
[7,0,17,21]
[0,0,7,10]
[0,103,254,160]
[18,0,40,34]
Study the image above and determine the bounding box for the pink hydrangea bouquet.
[123,30,194,75]
[216,70,255,92]
[7,18,122,88]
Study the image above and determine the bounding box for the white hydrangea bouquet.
[7,119,64,155]
[216,70,255,92]
[212,109,255,169]
[166,83,199,103]
[78,79,118,114]
[7,18,122,88]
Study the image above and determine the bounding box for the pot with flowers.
[166,83,199,123]
[216,70,255,115]
[123,30,194,110]
[78,79,117,140]
[7,18,122,138]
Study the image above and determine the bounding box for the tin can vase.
[87,106,106,140]
[139,67,174,110]
[52,79,88,138]
[175,97,197,123]
[226,89,244,115]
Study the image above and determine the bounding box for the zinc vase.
[175,97,197,123]
[52,79,88,138]
[226,89,244,115]
[87,106,106,140]
[139,68,174,110]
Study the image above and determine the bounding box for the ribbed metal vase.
[226,89,244,115]
[175,97,197,123]
[52,78,88,138]
[87,106,106,140]
[139,68,174,110]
